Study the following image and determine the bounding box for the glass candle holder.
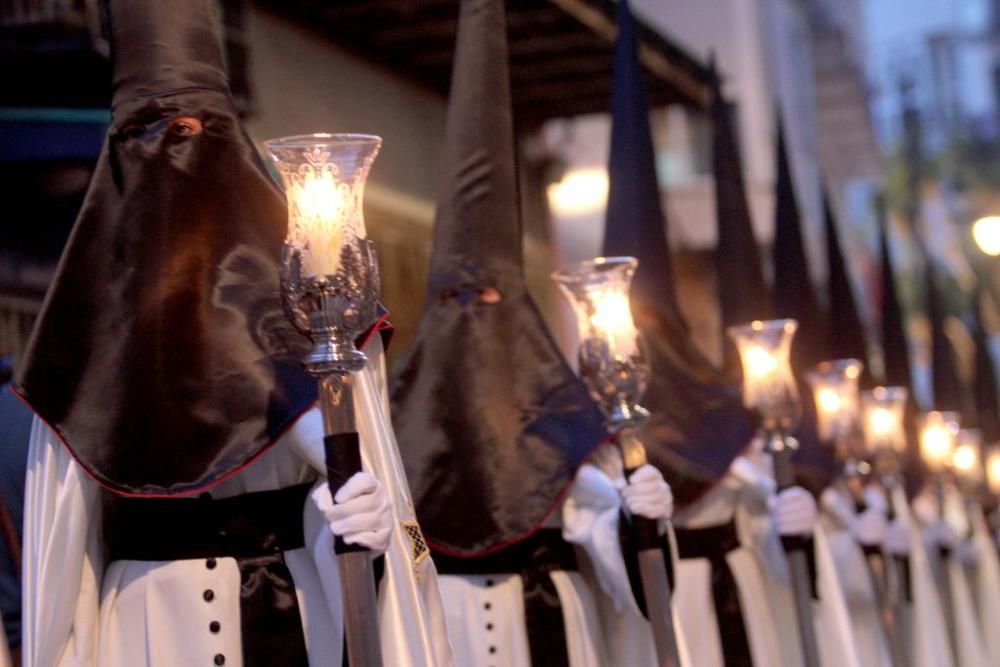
[727,319,800,430]
[861,386,909,455]
[806,359,863,445]
[552,256,649,431]
[953,429,983,485]
[265,133,381,278]
[920,411,961,473]
[986,447,1000,496]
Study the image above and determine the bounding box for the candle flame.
[816,387,843,415]
[745,345,778,377]
[867,407,894,438]
[921,424,954,469]
[590,291,637,357]
[953,443,978,473]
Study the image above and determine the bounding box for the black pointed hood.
[772,118,829,369]
[390,0,605,556]
[824,193,871,383]
[925,261,965,413]
[972,285,1000,442]
[711,68,771,350]
[601,0,754,508]
[15,0,316,496]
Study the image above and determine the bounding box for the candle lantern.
[265,133,383,666]
[861,387,909,456]
[952,429,984,488]
[727,318,820,667]
[727,319,800,431]
[806,358,863,452]
[987,447,1000,497]
[919,411,961,474]
[552,256,680,667]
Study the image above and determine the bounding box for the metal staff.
[553,257,681,667]
[728,319,820,667]
[267,133,384,667]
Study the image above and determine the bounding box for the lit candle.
[861,386,908,454]
[987,447,1000,495]
[553,256,641,360]
[952,429,983,484]
[727,319,799,427]
[806,359,863,443]
[920,411,960,472]
[265,134,382,278]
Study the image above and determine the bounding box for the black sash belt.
[675,521,754,667]
[434,528,577,667]
[108,484,311,667]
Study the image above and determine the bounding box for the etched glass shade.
[986,447,1000,495]
[919,411,961,473]
[952,429,983,484]
[552,256,648,429]
[727,319,799,429]
[861,386,908,454]
[806,359,863,444]
[264,133,381,278]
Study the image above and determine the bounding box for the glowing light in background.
[547,168,609,217]
[972,216,1000,256]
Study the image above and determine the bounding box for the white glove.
[863,485,889,515]
[769,486,817,537]
[884,519,911,556]
[956,540,979,565]
[851,508,888,547]
[619,464,673,521]
[311,472,392,553]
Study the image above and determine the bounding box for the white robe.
[22,337,454,667]
[819,486,892,667]
[888,486,955,667]
[968,503,1000,665]
[673,455,862,667]
[438,451,692,667]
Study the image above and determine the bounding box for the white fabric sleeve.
[561,463,639,614]
[22,417,103,667]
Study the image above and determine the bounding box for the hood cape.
[710,66,772,376]
[824,192,872,385]
[390,0,606,557]
[601,0,754,509]
[13,0,323,497]
[972,284,1000,442]
[769,119,836,492]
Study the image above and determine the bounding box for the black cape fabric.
[771,119,829,370]
[769,120,835,491]
[14,0,316,496]
[823,193,871,384]
[390,0,606,557]
[602,0,753,509]
[972,285,1000,442]
[925,258,966,413]
[711,68,771,371]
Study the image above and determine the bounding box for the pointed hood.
[972,285,1000,442]
[925,260,964,412]
[711,68,772,344]
[390,0,605,556]
[601,0,754,508]
[601,0,686,333]
[824,193,870,381]
[772,117,829,368]
[110,0,229,107]
[14,0,316,496]
[878,213,913,390]
[769,119,833,488]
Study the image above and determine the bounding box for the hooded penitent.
[711,67,772,371]
[390,0,605,556]
[601,0,754,509]
[13,0,317,497]
[824,193,871,383]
